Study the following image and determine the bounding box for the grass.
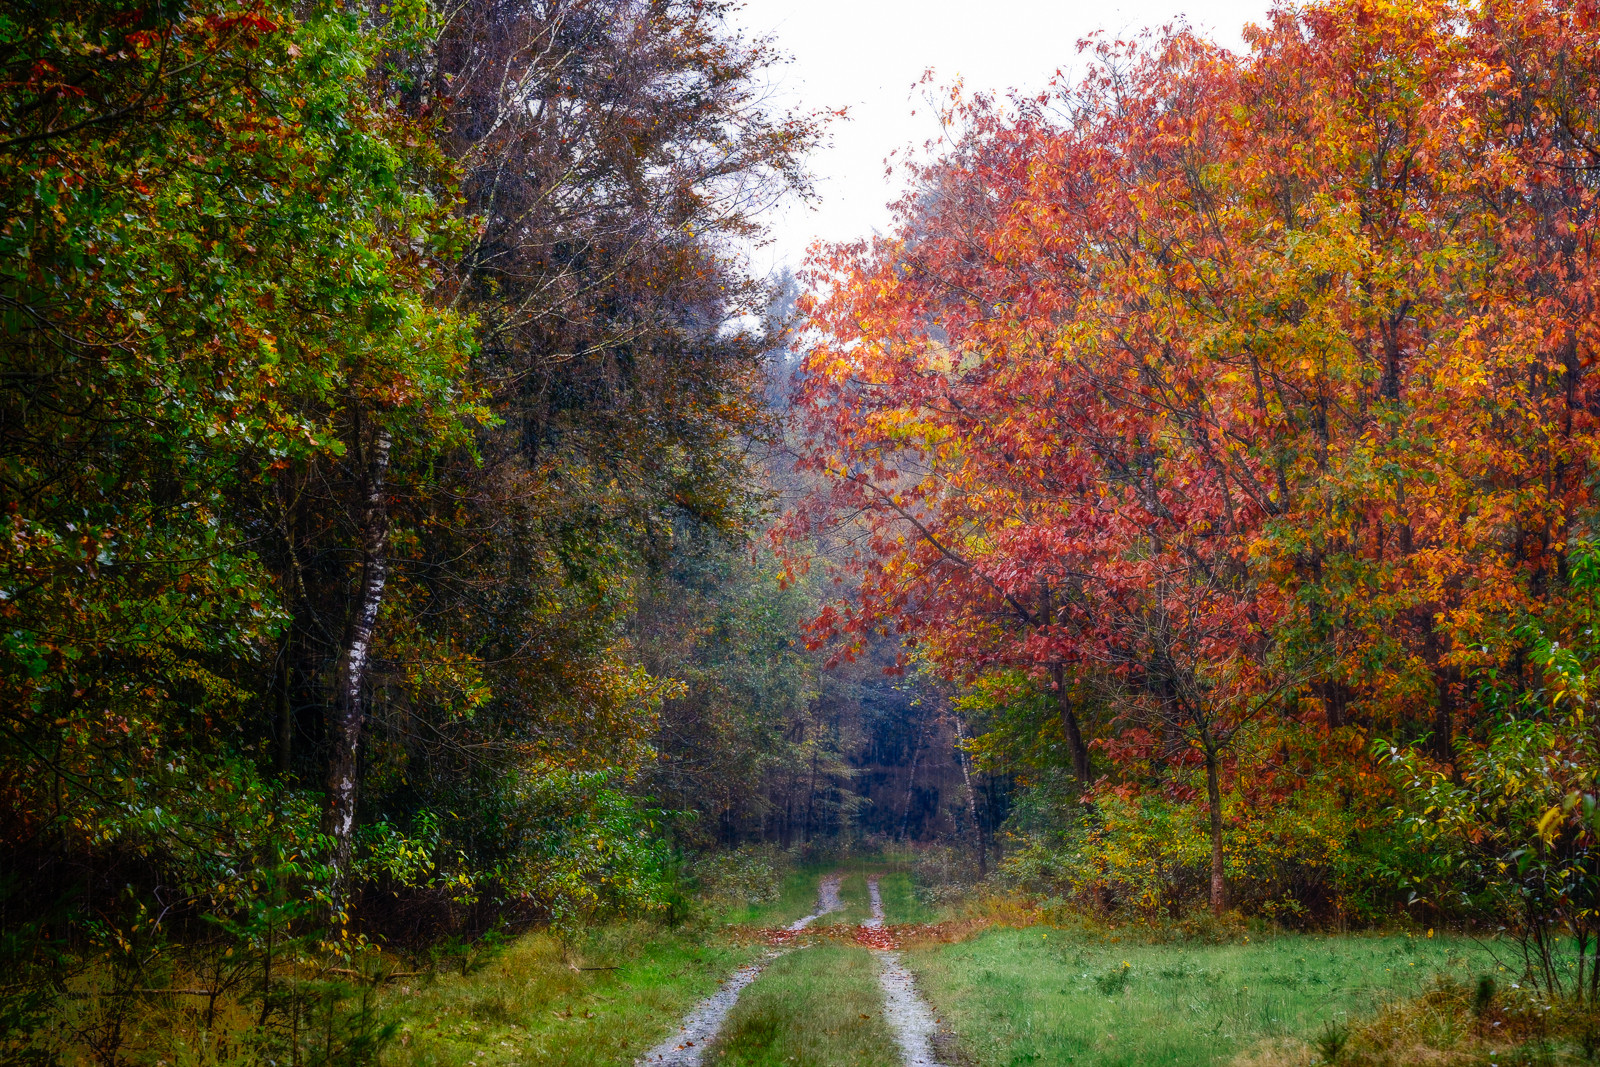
[1309,977,1600,1066]
[705,945,901,1067]
[819,871,875,927]
[877,870,936,925]
[384,863,1559,1067]
[383,922,762,1067]
[722,862,838,928]
[903,925,1503,1067]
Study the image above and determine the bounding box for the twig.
[326,967,425,982]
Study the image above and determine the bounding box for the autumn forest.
[4,0,1600,1064]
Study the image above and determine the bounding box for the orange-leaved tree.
[781,0,1600,916]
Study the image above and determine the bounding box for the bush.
[686,844,785,912]
[999,781,1375,926]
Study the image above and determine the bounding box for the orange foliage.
[780,0,1600,886]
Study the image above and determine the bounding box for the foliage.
[0,0,475,892]
[781,0,1600,920]
[686,845,784,913]
[0,0,834,1054]
[1379,536,1600,999]
[634,531,823,847]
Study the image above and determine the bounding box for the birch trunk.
[325,429,392,883]
[953,715,986,878]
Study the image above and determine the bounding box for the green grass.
[877,870,936,925]
[722,862,837,928]
[705,945,901,1067]
[384,923,762,1067]
[904,926,1501,1067]
[818,871,875,927]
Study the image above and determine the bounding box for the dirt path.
[866,876,949,1067]
[636,874,843,1066]
[635,956,772,1067]
[786,873,842,931]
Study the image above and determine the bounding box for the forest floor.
[380,866,1585,1067]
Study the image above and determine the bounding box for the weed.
[713,1005,784,1061]
[1093,962,1132,996]
[1504,1039,1556,1066]
[1474,975,1497,1018]
[468,995,513,1024]
[1312,1019,1349,1064]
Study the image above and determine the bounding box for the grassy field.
[705,945,901,1066]
[905,926,1501,1067]
[384,923,762,1067]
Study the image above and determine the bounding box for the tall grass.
[383,923,762,1067]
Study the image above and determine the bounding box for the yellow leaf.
[1536,805,1563,841]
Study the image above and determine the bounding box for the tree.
[783,0,1600,917]
[0,0,476,905]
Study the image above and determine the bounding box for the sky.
[732,0,1274,273]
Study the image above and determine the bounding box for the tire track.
[865,876,949,1067]
[636,874,842,1066]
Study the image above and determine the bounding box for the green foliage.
[1000,773,1375,926]
[635,530,827,845]
[1379,539,1600,999]
[687,845,784,913]
[0,0,843,1055]
[0,0,477,896]
[1315,1019,1351,1064]
[494,766,679,928]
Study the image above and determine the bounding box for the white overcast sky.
[732,0,1276,273]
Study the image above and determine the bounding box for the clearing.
[382,866,1512,1067]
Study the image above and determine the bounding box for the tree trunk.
[325,428,392,884]
[899,716,926,841]
[276,646,292,777]
[1433,667,1455,770]
[1204,744,1226,917]
[1052,663,1091,783]
[953,715,986,878]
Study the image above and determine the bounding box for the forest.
[2,0,1599,1064]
